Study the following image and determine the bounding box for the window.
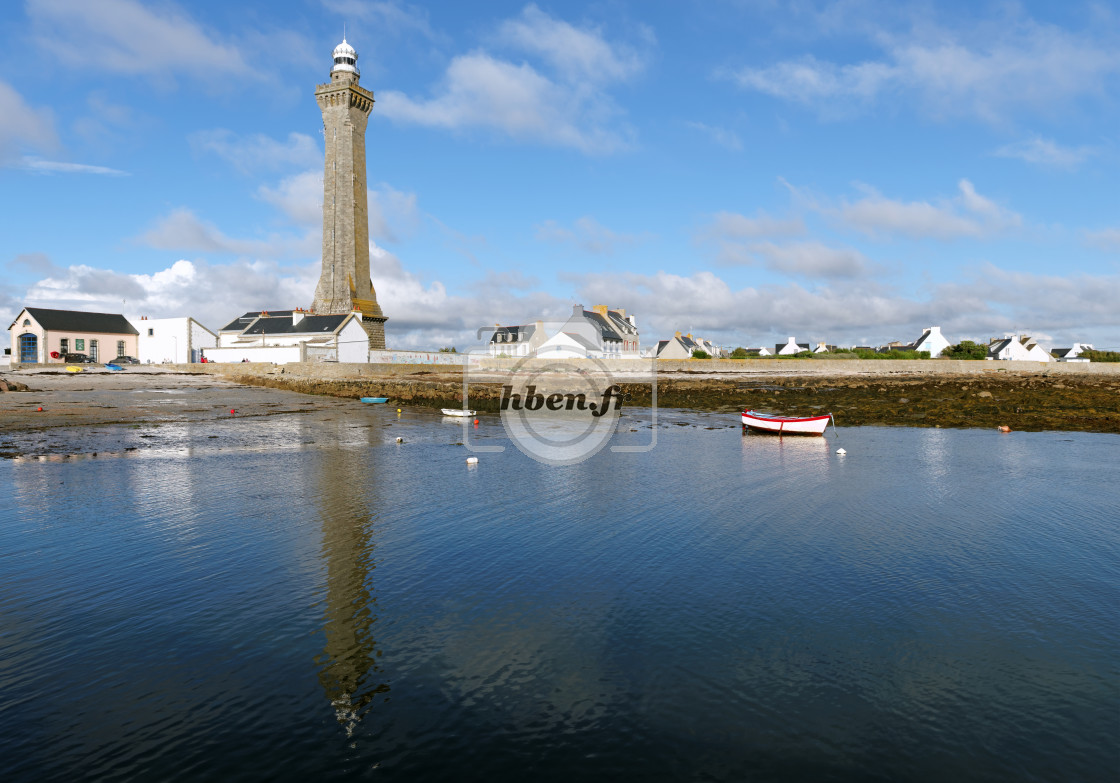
[90,340,98,362]
[75,339,85,351]
[60,338,69,354]
[22,319,30,326]
[148,328,154,337]
[117,340,125,357]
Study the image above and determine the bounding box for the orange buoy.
[997,425,1011,433]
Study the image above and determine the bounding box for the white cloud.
[724,18,1120,122]
[994,136,1095,169]
[832,179,1021,239]
[321,0,443,42]
[731,240,877,279]
[497,4,647,82]
[574,265,1120,348]
[699,210,805,240]
[191,130,322,174]
[376,6,648,153]
[368,183,420,242]
[16,157,128,176]
[27,0,303,84]
[0,80,57,163]
[257,171,323,227]
[21,258,318,330]
[136,208,319,259]
[686,121,742,151]
[1084,228,1120,252]
[535,216,646,254]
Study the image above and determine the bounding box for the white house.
[488,304,641,360]
[775,336,811,355]
[987,335,1053,362]
[208,309,369,364]
[135,316,217,363]
[912,326,951,357]
[655,332,700,359]
[1052,343,1093,362]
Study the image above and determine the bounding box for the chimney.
[616,308,625,318]
[573,303,584,318]
[292,308,306,327]
[674,331,682,338]
[591,304,608,316]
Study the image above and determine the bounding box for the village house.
[208,308,369,363]
[775,336,812,355]
[655,332,701,359]
[911,326,951,357]
[987,335,1052,362]
[8,307,138,365]
[489,305,640,359]
[1052,343,1093,362]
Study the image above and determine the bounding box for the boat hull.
[741,410,831,436]
[441,408,477,417]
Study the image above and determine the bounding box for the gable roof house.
[656,331,703,359]
[489,305,641,360]
[1052,342,1093,362]
[210,309,369,363]
[775,336,812,355]
[911,326,951,357]
[8,307,139,365]
[987,335,1053,362]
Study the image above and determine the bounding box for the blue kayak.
[360,397,389,403]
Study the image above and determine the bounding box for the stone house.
[210,309,369,363]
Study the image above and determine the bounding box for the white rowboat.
[441,408,477,417]
[741,410,832,436]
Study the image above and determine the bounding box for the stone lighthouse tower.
[312,38,387,349]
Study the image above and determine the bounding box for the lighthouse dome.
[331,39,358,75]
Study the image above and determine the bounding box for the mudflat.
[2,362,1118,460]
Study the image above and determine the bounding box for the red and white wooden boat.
[741,410,833,436]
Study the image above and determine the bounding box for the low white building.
[987,335,1052,362]
[208,309,369,364]
[135,316,217,363]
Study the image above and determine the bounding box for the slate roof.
[218,310,295,332]
[1052,348,1072,358]
[582,310,623,342]
[16,307,138,335]
[242,314,350,335]
[489,324,533,343]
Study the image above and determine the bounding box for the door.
[19,333,37,363]
[90,340,99,362]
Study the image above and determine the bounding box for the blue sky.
[2,0,1118,351]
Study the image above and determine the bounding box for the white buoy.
[836,447,846,455]
[395,436,403,443]
[466,457,479,465]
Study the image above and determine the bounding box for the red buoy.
[37,407,43,412]
[230,409,236,415]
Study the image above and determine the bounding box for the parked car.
[60,353,97,363]
[110,355,140,365]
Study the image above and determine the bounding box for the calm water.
[2,409,1117,782]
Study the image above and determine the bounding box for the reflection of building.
[312,38,387,350]
[313,423,389,735]
[8,307,138,365]
[135,316,216,363]
[209,309,369,363]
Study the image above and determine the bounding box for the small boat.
[741,410,832,436]
[105,363,123,371]
[65,366,84,373]
[441,408,477,417]
[360,397,389,403]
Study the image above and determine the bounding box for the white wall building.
[135,317,217,363]
[987,335,1053,362]
[209,309,369,364]
[912,326,951,357]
